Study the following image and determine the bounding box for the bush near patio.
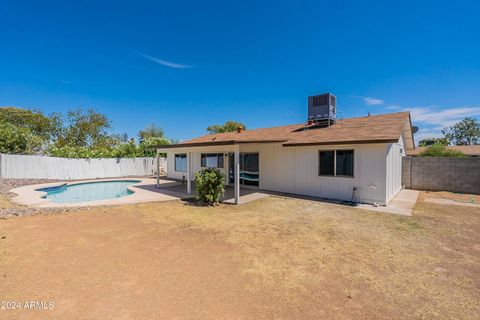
[194,168,225,205]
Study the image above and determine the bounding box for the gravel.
[0,178,63,194]
[0,178,65,218]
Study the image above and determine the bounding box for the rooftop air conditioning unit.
[308,93,336,122]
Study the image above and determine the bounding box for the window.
[201,153,224,168]
[174,154,187,172]
[319,151,335,176]
[319,150,354,177]
[335,150,354,176]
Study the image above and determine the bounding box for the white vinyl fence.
[0,154,167,180]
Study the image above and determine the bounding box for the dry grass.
[1,194,479,319]
[131,195,480,319]
[0,195,17,209]
[422,190,480,204]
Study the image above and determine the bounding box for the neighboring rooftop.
[408,145,480,157]
[159,111,414,149]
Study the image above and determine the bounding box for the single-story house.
[407,145,480,157]
[156,94,415,205]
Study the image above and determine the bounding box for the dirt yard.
[0,192,479,319]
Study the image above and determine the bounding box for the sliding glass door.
[229,153,259,187]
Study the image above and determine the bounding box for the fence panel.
[402,156,480,194]
[0,154,167,180]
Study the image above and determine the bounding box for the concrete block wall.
[402,157,412,189]
[402,156,480,194]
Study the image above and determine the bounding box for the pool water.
[38,180,141,203]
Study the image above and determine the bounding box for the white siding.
[166,143,390,204]
[385,135,405,203]
[242,143,388,204]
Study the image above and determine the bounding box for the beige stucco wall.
[163,141,401,205]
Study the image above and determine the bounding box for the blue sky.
[1,0,479,143]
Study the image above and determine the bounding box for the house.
[407,145,480,157]
[156,94,415,205]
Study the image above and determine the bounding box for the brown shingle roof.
[161,111,412,148]
[408,145,480,156]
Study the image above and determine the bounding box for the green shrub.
[48,145,116,158]
[0,121,43,154]
[420,143,465,157]
[194,168,225,205]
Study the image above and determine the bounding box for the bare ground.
[0,191,479,319]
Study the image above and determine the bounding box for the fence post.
[156,153,160,188]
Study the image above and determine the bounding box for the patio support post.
[156,150,160,188]
[234,146,240,204]
[187,152,192,194]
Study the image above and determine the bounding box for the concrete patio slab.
[9,177,271,208]
[156,182,271,205]
[357,189,419,216]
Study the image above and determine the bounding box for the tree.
[52,108,113,148]
[139,137,170,157]
[112,138,140,158]
[419,144,465,157]
[0,107,57,142]
[442,117,480,145]
[138,124,164,142]
[0,121,43,154]
[1,106,174,158]
[418,137,449,147]
[206,120,246,134]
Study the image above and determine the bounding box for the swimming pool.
[38,180,141,203]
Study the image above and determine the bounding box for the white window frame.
[174,153,187,172]
[200,153,224,168]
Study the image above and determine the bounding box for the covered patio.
[148,177,271,204]
[156,143,265,205]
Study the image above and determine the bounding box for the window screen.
[201,153,224,168]
[174,154,187,172]
[319,151,335,176]
[336,150,354,176]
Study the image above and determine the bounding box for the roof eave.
[282,138,399,147]
[152,139,288,149]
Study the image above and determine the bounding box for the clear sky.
[1,0,479,142]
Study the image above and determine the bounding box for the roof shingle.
[162,111,412,148]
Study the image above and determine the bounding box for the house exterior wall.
[166,148,230,181]
[165,142,396,204]
[240,143,388,204]
[385,135,406,203]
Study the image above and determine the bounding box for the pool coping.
[9,178,190,208]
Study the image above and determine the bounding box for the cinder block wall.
[402,156,480,194]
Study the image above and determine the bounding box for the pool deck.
[9,177,271,208]
[9,178,182,208]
